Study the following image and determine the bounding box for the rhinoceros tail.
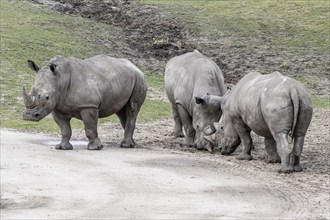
[290,87,299,138]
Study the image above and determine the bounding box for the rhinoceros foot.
[171,131,184,138]
[278,167,294,173]
[87,138,103,150]
[293,165,303,172]
[88,144,103,150]
[120,139,135,148]
[237,153,253,160]
[55,142,73,150]
[266,155,281,163]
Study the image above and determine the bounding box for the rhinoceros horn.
[22,85,34,108]
[204,124,216,135]
[204,134,215,146]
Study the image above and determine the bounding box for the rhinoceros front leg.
[80,109,103,150]
[177,104,195,147]
[171,104,184,137]
[264,137,281,163]
[52,111,73,150]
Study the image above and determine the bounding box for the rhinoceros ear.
[27,60,40,72]
[50,64,57,75]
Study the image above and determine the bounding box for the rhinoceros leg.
[291,136,305,172]
[177,104,195,147]
[235,128,253,161]
[116,108,127,129]
[171,104,184,137]
[119,101,139,148]
[275,133,294,173]
[80,109,103,150]
[117,107,136,148]
[264,137,281,163]
[52,111,73,150]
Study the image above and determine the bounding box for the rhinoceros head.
[192,93,224,152]
[217,116,241,155]
[203,92,241,155]
[22,59,60,121]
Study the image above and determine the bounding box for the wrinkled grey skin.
[23,55,147,150]
[205,72,313,173]
[165,50,227,152]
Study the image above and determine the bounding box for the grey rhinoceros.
[165,50,227,151]
[23,55,147,150]
[204,71,313,173]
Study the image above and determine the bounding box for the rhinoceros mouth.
[23,109,44,122]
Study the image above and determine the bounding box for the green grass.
[0,0,328,135]
[312,96,330,109]
[144,71,165,90]
[0,0,171,133]
[142,0,329,55]
[143,0,330,109]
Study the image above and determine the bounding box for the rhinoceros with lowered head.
[204,71,313,173]
[165,50,227,152]
[23,55,147,150]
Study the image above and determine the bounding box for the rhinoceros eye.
[45,94,49,100]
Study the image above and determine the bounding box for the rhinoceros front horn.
[204,134,215,146]
[204,124,216,135]
[22,85,34,108]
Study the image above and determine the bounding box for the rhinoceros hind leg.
[291,136,305,172]
[236,128,253,160]
[55,142,73,150]
[275,133,294,173]
[264,137,281,163]
[117,107,136,148]
[116,108,127,129]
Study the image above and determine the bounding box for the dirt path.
[1,108,329,220]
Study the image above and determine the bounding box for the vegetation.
[142,0,329,55]
[0,0,170,133]
[0,0,328,133]
[142,0,330,108]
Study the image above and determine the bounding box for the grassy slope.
[0,0,170,133]
[0,0,328,133]
[143,0,329,108]
[142,0,329,55]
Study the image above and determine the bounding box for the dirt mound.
[32,0,329,93]
[47,0,192,71]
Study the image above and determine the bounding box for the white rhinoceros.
[23,55,147,150]
[165,50,227,151]
[205,71,313,173]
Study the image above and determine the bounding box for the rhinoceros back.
[59,55,146,117]
[226,71,312,137]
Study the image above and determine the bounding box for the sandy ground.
[1,109,329,219]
